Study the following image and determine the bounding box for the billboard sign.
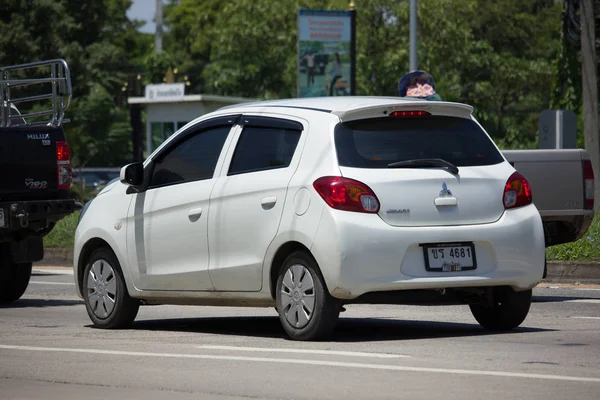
[297,9,356,98]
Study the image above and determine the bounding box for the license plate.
[0,208,5,228]
[421,242,477,272]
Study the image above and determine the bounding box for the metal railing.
[0,59,72,128]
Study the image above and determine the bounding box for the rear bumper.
[0,199,78,238]
[311,204,546,300]
[540,209,595,246]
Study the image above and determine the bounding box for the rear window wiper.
[387,158,459,175]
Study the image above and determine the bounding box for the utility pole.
[409,0,417,71]
[580,0,599,211]
[155,0,163,52]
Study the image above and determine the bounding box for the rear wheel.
[83,248,139,329]
[469,288,532,330]
[0,261,32,303]
[276,251,341,341]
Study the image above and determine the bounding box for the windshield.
[334,116,504,169]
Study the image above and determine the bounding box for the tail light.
[390,110,430,117]
[584,160,594,209]
[503,172,532,209]
[313,176,380,213]
[56,141,71,191]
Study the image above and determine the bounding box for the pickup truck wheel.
[469,288,532,330]
[0,261,32,303]
[276,251,341,341]
[83,248,139,329]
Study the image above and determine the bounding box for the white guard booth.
[127,83,255,156]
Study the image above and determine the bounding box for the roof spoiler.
[332,101,474,122]
[0,59,72,128]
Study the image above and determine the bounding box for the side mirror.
[120,162,144,186]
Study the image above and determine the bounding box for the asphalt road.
[1,268,599,400]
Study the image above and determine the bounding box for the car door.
[126,115,239,291]
[208,116,306,291]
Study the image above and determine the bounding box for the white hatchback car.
[74,96,545,341]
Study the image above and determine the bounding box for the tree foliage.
[0,0,147,167]
[163,0,566,149]
[0,0,589,164]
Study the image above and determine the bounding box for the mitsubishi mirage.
[73,97,546,341]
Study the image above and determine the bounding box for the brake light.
[56,141,71,190]
[390,110,430,117]
[503,172,532,209]
[313,176,380,213]
[584,160,594,209]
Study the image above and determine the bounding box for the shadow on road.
[532,296,598,303]
[128,315,554,342]
[31,271,70,277]
[0,298,83,308]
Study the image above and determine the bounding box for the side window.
[149,125,231,187]
[228,126,302,175]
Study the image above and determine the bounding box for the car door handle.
[434,197,458,207]
[261,197,277,210]
[188,208,202,221]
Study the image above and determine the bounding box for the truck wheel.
[469,288,532,330]
[0,261,32,303]
[276,251,341,341]
[83,248,139,329]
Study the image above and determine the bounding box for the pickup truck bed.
[503,149,594,247]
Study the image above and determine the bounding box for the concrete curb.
[36,249,600,283]
[35,248,73,267]
[545,261,600,284]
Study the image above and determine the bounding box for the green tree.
[0,0,150,167]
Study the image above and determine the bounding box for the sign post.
[297,9,356,98]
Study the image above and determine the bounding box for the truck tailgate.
[0,126,65,200]
[502,149,588,215]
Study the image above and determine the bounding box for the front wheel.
[469,288,532,330]
[276,251,341,341]
[83,248,139,329]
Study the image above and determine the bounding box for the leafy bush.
[43,212,80,249]
[546,215,600,261]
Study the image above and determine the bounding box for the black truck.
[0,59,78,302]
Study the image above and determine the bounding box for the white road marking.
[32,268,73,275]
[28,281,75,286]
[196,345,409,358]
[1,345,600,383]
[572,316,600,320]
[564,299,600,304]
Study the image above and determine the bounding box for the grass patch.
[43,211,80,249]
[546,215,600,261]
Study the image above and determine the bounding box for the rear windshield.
[334,116,504,168]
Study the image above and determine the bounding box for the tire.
[0,261,32,303]
[82,248,139,329]
[276,251,341,341]
[469,288,532,330]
